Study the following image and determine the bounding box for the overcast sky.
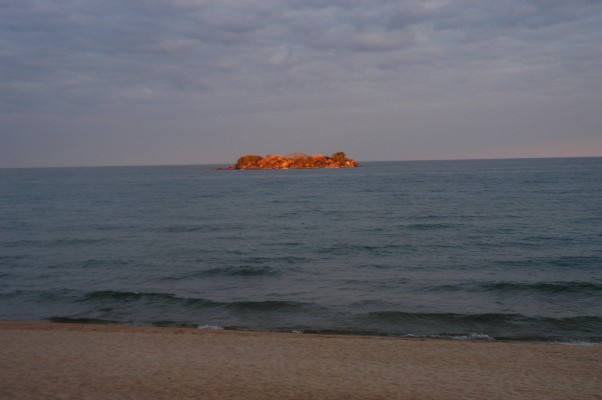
[1,0,601,167]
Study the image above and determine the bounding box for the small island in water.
[215,152,360,170]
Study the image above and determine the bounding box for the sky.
[1,0,602,168]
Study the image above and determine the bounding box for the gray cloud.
[1,0,601,167]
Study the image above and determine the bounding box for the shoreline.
[2,321,601,399]
[25,318,602,346]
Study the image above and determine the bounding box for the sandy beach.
[0,322,600,399]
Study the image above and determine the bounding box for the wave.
[82,290,181,302]
[405,223,459,230]
[485,281,602,294]
[0,290,25,300]
[318,243,418,256]
[47,316,119,324]
[299,330,496,341]
[5,288,601,343]
[1,238,112,248]
[425,281,602,294]
[495,256,602,268]
[199,265,280,277]
[549,256,601,268]
[2,289,314,314]
[240,255,309,264]
[79,290,312,313]
[224,300,307,312]
[161,225,212,233]
[80,291,224,309]
[364,311,602,325]
[360,311,602,339]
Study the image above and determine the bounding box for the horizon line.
[2,155,601,170]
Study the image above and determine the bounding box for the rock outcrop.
[215,152,360,170]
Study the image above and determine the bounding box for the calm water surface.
[1,158,601,343]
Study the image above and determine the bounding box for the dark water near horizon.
[1,158,602,343]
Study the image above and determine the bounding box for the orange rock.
[217,152,360,170]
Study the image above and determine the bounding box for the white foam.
[552,340,602,347]
[452,333,494,341]
[197,325,224,330]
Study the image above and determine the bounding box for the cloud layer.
[2,0,601,166]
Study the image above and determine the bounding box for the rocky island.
[215,152,360,170]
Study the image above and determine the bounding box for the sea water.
[1,158,601,343]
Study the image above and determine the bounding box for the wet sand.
[1,321,601,399]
